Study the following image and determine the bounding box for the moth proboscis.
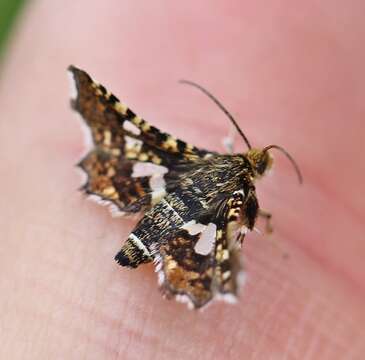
[68,65,302,309]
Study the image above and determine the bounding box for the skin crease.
[0,0,365,359]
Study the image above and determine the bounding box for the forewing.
[78,149,167,216]
[158,228,216,308]
[69,66,212,214]
[69,65,210,161]
[115,190,254,308]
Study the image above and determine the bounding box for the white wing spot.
[149,175,166,191]
[216,293,237,304]
[222,271,231,280]
[131,163,169,205]
[73,112,93,156]
[67,70,78,100]
[123,120,141,135]
[149,174,167,205]
[86,194,126,217]
[131,162,168,178]
[109,204,126,217]
[175,294,195,310]
[129,233,151,257]
[151,188,167,205]
[181,220,206,235]
[75,167,88,187]
[233,189,245,196]
[194,223,217,255]
[125,136,142,150]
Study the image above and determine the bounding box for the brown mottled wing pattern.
[69,66,212,215]
[116,189,257,309]
[78,150,153,215]
[158,228,216,307]
[160,191,256,308]
[69,66,260,309]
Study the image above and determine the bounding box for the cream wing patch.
[67,69,78,100]
[131,162,168,205]
[194,223,217,256]
[131,162,168,178]
[123,120,142,135]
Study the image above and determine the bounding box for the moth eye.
[256,152,272,175]
[256,159,267,174]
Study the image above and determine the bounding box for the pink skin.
[1,1,365,358]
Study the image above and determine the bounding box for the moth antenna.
[179,80,252,149]
[263,144,303,184]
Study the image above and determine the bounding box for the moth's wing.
[68,65,212,160]
[158,190,259,308]
[78,149,169,216]
[115,190,257,308]
[68,66,214,215]
[114,195,218,303]
[157,227,217,308]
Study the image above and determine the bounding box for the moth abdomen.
[115,234,152,268]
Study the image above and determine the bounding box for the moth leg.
[258,209,273,234]
[213,191,247,296]
[258,209,290,257]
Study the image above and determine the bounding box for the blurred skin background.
[0,1,365,359]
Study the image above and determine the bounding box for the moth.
[68,66,302,309]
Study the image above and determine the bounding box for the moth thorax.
[246,148,273,177]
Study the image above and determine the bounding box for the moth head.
[246,148,273,177]
[247,145,303,184]
[178,80,302,184]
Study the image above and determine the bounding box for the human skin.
[1,1,365,359]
